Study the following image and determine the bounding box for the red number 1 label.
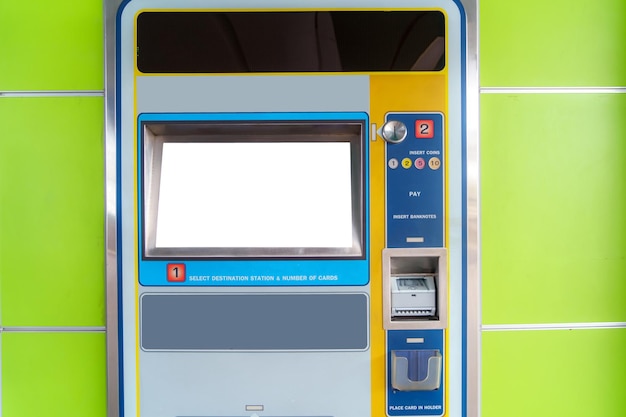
[415,120,435,138]
[167,263,186,282]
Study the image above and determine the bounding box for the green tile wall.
[0,0,104,91]
[480,0,626,87]
[481,93,626,325]
[1,332,107,417]
[482,329,626,417]
[0,0,107,403]
[0,97,105,326]
[481,1,626,417]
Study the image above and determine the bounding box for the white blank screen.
[155,142,354,248]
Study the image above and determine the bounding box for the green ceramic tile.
[0,97,105,326]
[2,332,107,417]
[481,93,626,324]
[480,0,626,87]
[482,329,626,417]
[0,1,103,90]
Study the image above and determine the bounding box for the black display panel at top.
[136,11,445,73]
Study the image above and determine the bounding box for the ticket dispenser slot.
[383,248,447,330]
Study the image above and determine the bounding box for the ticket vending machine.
[104,2,479,417]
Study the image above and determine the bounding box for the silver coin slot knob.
[381,121,408,143]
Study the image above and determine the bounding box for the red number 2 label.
[415,120,434,138]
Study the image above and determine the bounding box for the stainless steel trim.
[142,124,162,257]
[482,322,626,331]
[1,326,107,332]
[481,87,626,94]
[463,1,481,417]
[0,90,104,97]
[105,1,123,417]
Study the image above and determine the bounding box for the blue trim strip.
[115,2,133,416]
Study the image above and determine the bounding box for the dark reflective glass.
[136,11,445,73]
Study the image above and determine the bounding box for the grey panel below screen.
[141,293,368,350]
[135,75,370,114]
